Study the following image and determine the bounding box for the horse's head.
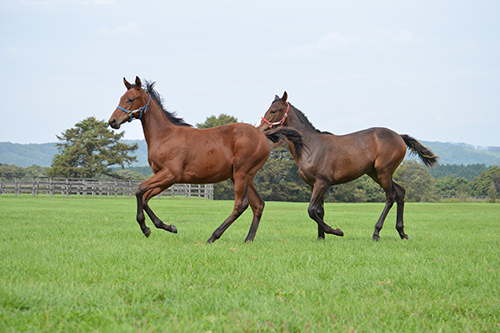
[255,91,289,131]
[109,76,151,129]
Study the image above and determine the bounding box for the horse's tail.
[401,134,439,167]
[265,127,304,159]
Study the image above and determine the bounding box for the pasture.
[0,196,499,332]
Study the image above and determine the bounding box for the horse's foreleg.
[244,180,265,242]
[308,183,344,238]
[393,182,408,240]
[207,180,249,243]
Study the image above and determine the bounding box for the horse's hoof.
[401,234,409,240]
[206,237,215,244]
[334,228,344,237]
[373,235,381,241]
[143,227,151,237]
[170,225,178,234]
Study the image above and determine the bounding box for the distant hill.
[0,142,59,168]
[1,139,499,168]
[0,140,149,167]
[420,141,500,166]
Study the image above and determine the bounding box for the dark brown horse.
[256,92,438,241]
[108,77,303,243]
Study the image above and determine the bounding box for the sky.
[1,0,499,147]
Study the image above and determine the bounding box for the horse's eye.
[270,110,277,114]
[127,98,134,103]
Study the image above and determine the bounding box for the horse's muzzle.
[109,118,121,129]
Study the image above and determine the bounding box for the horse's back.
[210,123,271,176]
[228,122,271,158]
[314,127,406,183]
[198,122,271,160]
[336,127,404,149]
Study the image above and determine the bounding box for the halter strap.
[116,91,151,122]
[261,102,290,129]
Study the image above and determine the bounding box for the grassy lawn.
[0,196,499,332]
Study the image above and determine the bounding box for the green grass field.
[0,196,499,332]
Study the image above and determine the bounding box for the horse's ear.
[282,91,288,102]
[274,94,280,101]
[134,76,142,90]
[124,77,132,89]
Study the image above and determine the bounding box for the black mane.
[130,80,192,127]
[291,104,333,135]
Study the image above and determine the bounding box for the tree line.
[1,116,499,203]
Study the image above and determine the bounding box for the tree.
[325,175,386,203]
[196,114,238,129]
[435,175,471,196]
[394,160,437,202]
[24,165,48,178]
[46,117,138,178]
[470,166,500,197]
[254,143,310,202]
[0,163,25,179]
[487,182,497,203]
[429,163,487,181]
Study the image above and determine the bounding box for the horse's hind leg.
[308,182,344,239]
[369,172,395,241]
[207,179,250,243]
[373,197,394,241]
[393,182,408,239]
[244,179,264,242]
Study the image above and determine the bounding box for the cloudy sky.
[1,0,499,147]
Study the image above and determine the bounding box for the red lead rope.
[261,102,290,129]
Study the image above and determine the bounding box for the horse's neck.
[286,108,325,161]
[287,109,322,140]
[141,101,175,146]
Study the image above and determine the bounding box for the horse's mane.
[290,104,333,135]
[130,80,192,127]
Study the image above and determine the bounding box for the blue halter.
[117,91,151,122]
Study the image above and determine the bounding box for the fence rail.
[0,177,213,200]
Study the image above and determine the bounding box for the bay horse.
[256,92,438,241]
[108,77,303,243]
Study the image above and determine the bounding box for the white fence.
[0,177,213,200]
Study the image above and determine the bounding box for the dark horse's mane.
[130,80,192,127]
[290,104,333,135]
